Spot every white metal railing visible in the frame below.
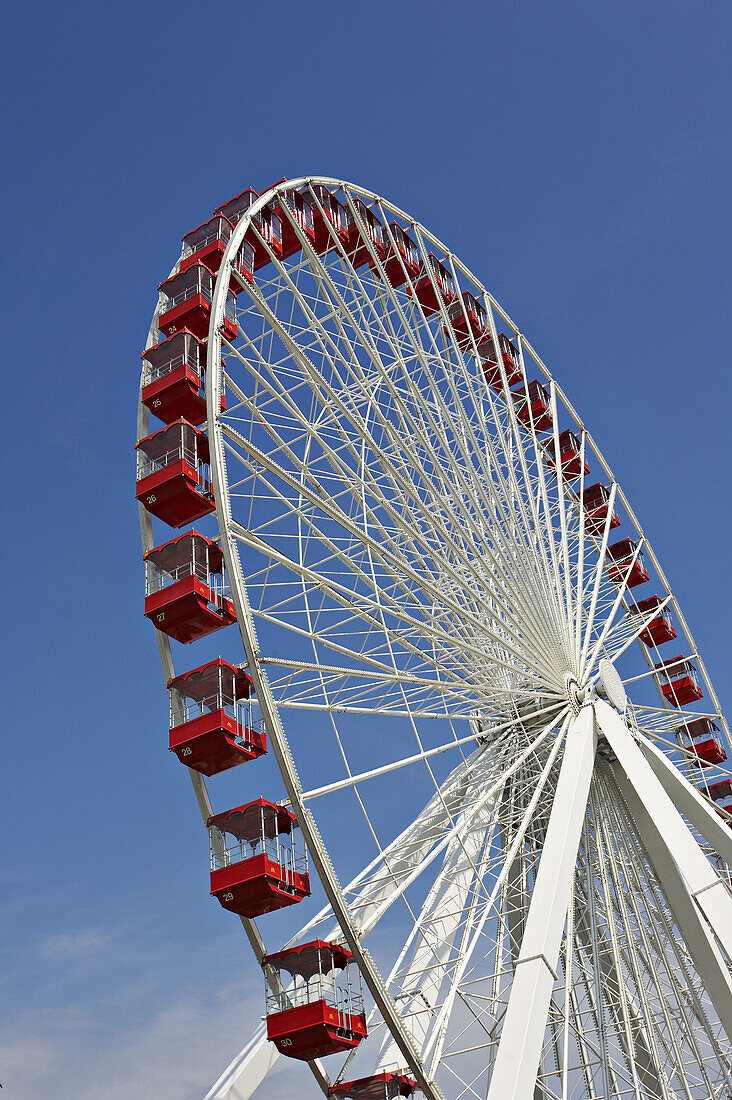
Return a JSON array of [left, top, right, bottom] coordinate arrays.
[[137, 442, 199, 479], [252, 210, 283, 247], [171, 689, 236, 725], [145, 556, 223, 596], [629, 604, 670, 623], [161, 276, 236, 321], [265, 972, 363, 1019], [162, 280, 213, 311], [137, 450, 211, 498], [181, 220, 232, 258], [170, 690, 261, 728], [609, 548, 646, 571], [659, 663, 699, 685], [423, 256, 454, 297], [210, 829, 307, 877], [145, 351, 202, 385]]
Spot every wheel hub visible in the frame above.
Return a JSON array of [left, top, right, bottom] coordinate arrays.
[[563, 672, 586, 717]]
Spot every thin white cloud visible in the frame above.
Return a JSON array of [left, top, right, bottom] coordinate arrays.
[[38, 926, 122, 959], [0, 988, 306, 1100]]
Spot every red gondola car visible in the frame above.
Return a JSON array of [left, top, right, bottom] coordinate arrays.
[[657, 656, 704, 708], [309, 185, 351, 254], [270, 188, 316, 259], [375, 221, 420, 288], [629, 595, 676, 648], [213, 188, 284, 270], [141, 330, 226, 426], [214, 188, 259, 225], [545, 430, 589, 481], [144, 530, 237, 643], [208, 799, 310, 917], [263, 940, 367, 1060], [412, 253, 456, 315], [513, 379, 552, 431], [179, 214, 255, 292], [344, 198, 387, 269], [446, 291, 489, 345], [157, 263, 237, 342], [168, 658, 265, 775], [677, 718, 726, 764], [331, 1073, 419, 1100], [706, 778, 732, 819], [582, 482, 619, 535], [136, 419, 214, 527], [481, 333, 523, 390], [606, 538, 649, 589]]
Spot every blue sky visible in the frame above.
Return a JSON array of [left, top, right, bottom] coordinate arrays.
[[2, 2, 731, 1097]]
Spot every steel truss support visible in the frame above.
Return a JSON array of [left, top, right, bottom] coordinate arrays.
[[204, 1026, 278, 1100], [595, 699, 732, 1038], [637, 731, 732, 864], [486, 706, 597, 1100]]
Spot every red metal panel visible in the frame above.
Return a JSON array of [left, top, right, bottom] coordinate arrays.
[[344, 201, 387, 269], [142, 364, 207, 426], [446, 293, 489, 345], [144, 577, 236, 644], [661, 677, 704, 707], [169, 709, 266, 774], [332, 1072, 418, 1100], [210, 854, 310, 917], [136, 460, 215, 527], [412, 254, 456, 315], [374, 223, 420, 288], [266, 1000, 367, 1060], [638, 614, 676, 648]]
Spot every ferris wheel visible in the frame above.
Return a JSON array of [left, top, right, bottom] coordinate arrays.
[[137, 177, 732, 1100]]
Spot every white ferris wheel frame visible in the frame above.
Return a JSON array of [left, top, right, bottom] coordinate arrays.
[[138, 177, 732, 1100]]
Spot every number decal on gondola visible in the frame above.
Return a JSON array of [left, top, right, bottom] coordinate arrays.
[[180, 746, 192, 757], [280, 1038, 292, 1048], [222, 892, 234, 902]]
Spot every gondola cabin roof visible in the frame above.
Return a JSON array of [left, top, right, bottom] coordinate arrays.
[[144, 529, 223, 573], [136, 418, 210, 463], [213, 188, 259, 224], [141, 329, 203, 368], [208, 798, 297, 841], [264, 939, 353, 978], [331, 1073, 418, 1100], [168, 657, 252, 699], [157, 261, 216, 296], [708, 779, 732, 801], [181, 213, 234, 247]]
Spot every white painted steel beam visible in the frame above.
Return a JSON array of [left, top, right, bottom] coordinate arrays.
[[203, 1026, 279, 1100], [610, 764, 732, 1039], [637, 731, 732, 864], [595, 700, 732, 967], [486, 706, 597, 1100]]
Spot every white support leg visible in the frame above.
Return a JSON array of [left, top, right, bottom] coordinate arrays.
[[486, 706, 597, 1100], [203, 1026, 280, 1100], [637, 732, 732, 864], [610, 764, 732, 1039], [595, 700, 732, 965]]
